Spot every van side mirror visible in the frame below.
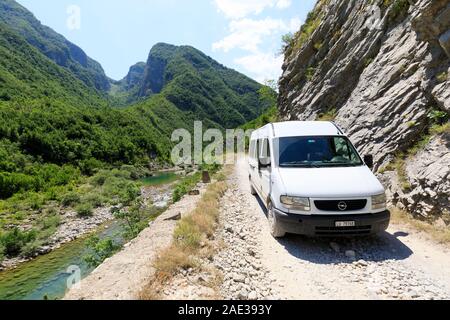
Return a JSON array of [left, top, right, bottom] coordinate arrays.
[[364, 155, 374, 169], [259, 157, 271, 170]]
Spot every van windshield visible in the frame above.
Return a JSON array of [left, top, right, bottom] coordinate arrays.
[[278, 136, 363, 168]]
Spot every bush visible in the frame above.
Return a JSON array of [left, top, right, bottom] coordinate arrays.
[[40, 215, 61, 230], [428, 109, 449, 125], [78, 158, 104, 175], [21, 240, 42, 258], [0, 242, 5, 262], [75, 203, 94, 217], [61, 192, 81, 207], [436, 72, 447, 83], [318, 108, 337, 121], [153, 245, 195, 277], [0, 228, 37, 257], [83, 236, 121, 267], [112, 201, 150, 240], [386, 0, 410, 22], [83, 193, 106, 208], [172, 172, 202, 203], [174, 217, 202, 249], [90, 170, 110, 186]]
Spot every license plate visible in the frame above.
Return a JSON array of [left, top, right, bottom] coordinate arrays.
[[335, 221, 355, 227]]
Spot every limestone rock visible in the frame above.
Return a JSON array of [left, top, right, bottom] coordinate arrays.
[[278, 0, 449, 218]]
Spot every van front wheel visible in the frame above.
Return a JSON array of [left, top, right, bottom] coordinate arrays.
[[268, 202, 286, 238]]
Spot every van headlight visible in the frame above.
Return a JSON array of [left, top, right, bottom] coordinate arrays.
[[372, 193, 386, 210], [280, 196, 310, 211]]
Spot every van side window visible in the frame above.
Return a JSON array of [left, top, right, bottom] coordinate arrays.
[[258, 138, 270, 158], [265, 139, 271, 158], [259, 138, 271, 166], [249, 140, 255, 160]]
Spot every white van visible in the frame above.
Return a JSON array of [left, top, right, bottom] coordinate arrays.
[[248, 121, 390, 238]]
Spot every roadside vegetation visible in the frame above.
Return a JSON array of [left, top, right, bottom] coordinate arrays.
[[80, 164, 222, 268], [172, 164, 221, 203], [379, 110, 449, 192], [391, 208, 450, 245], [140, 168, 229, 299]]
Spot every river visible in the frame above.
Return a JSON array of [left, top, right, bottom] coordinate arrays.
[[0, 172, 178, 300]]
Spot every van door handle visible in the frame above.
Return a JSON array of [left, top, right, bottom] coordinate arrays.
[[250, 164, 256, 169]]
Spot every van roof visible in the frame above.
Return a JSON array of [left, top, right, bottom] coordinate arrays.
[[262, 121, 343, 138]]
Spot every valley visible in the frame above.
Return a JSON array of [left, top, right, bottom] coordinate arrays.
[[0, 0, 449, 301], [0, 0, 269, 273]]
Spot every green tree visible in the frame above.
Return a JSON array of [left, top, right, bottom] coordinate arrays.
[[83, 236, 121, 267]]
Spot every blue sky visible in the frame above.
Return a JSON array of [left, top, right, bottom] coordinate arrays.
[[17, 0, 316, 82]]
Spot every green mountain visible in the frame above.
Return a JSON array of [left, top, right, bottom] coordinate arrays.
[[0, 23, 104, 106], [112, 43, 267, 128], [0, 0, 110, 92], [0, 1, 269, 203]]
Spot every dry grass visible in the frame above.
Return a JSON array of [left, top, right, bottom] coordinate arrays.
[[391, 208, 450, 245], [139, 170, 229, 300]]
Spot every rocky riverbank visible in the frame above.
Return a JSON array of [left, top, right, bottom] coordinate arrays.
[[0, 207, 114, 271], [0, 183, 174, 272]]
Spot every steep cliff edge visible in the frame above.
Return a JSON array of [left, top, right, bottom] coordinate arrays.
[[279, 0, 449, 220]]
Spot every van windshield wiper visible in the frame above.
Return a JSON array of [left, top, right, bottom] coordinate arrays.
[[320, 162, 363, 167], [280, 162, 322, 168]]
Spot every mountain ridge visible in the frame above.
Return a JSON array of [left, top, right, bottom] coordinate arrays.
[[111, 42, 269, 128], [0, 0, 270, 205], [0, 0, 110, 92]]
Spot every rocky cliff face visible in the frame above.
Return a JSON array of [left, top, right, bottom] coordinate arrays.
[[279, 0, 449, 220], [120, 62, 146, 90]]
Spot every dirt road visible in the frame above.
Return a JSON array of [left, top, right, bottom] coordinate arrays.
[[218, 156, 450, 300], [64, 183, 207, 300]]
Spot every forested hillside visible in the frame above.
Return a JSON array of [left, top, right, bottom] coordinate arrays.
[[0, 0, 268, 263], [0, 0, 110, 92], [111, 43, 267, 128]]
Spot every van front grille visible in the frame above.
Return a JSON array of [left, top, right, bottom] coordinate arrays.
[[315, 225, 372, 236], [314, 200, 367, 211]]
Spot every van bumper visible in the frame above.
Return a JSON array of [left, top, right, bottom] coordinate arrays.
[[273, 208, 390, 236]]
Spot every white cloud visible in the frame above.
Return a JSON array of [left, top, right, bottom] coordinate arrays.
[[213, 17, 301, 53], [214, 0, 292, 19], [234, 52, 284, 83], [288, 16, 302, 32], [276, 0, 292, 9], [212, 0, 299, 81]]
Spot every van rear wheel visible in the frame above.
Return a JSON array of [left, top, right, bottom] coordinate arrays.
[[268, 202, 286, 238]]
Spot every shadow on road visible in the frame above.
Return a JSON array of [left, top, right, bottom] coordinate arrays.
[[254, 195, 413, 265]]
